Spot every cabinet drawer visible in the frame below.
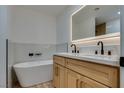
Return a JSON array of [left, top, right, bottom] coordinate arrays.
[[66, 58, 119, 87], [53, 56, 65, 66]]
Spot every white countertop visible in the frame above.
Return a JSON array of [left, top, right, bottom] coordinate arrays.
[[54, 53, 120, 67]]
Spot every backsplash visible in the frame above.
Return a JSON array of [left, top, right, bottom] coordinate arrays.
[[56, 43, 68, 53], [68, 44, 120, 57], [78, 45, 120, 56], [13, 43, 56, 63], [9, 41, 67, 63]]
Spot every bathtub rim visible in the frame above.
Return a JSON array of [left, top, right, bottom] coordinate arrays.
[[13, 60, 53, 68]]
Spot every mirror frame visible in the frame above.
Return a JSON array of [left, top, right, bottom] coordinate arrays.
[[71, 5, 120, 43]]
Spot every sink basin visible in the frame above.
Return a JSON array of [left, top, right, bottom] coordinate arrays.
[[79, 54, 119, 61]]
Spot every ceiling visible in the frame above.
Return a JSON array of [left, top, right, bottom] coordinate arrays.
[[14, 5, 69, 16]]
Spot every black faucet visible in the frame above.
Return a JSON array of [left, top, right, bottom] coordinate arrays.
[[71, 44, 77, 53], [97, 41, 104, 55]]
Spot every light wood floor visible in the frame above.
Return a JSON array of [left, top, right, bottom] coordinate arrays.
[[14, 81, 54, 88], [29, 81, 53, 88]]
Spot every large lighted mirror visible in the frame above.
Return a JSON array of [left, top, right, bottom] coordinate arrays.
[[72, 5, 120, 41]]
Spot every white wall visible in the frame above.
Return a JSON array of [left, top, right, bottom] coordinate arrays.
[[0, 6, 8, 88], [9, 6, 56, 44], [56, 5, 83, 44]]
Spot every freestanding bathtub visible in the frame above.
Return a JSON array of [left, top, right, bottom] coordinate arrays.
[[13, 60, 53, 87]]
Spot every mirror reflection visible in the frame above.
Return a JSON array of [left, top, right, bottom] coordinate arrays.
[[72, 5, 120, 41]]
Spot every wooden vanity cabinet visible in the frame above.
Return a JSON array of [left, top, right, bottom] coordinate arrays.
[[65, 69, 80, 88], [53, 55, 119, 88], [53, 56, 65, 66], [53, 63, 59, 87], [53, 63, 66, 88], [78, 76, 108, 88], [66, 58, 119, 88], [65, 69, 108, 88], [53, 56, 66, 88]]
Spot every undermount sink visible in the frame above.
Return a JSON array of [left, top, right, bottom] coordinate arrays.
[[79, 54, 119, 61]]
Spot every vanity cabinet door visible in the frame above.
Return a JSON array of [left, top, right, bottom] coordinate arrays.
[[79, 76, 108, 88], [65, 69, 108, 88], [53, 64, 59, 88], [65, 69, 81, 88], [57, 65, 66, 88], [53, 63, 65, 88]]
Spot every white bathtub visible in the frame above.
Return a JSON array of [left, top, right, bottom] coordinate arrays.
[[13, 60, 53, 87]]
